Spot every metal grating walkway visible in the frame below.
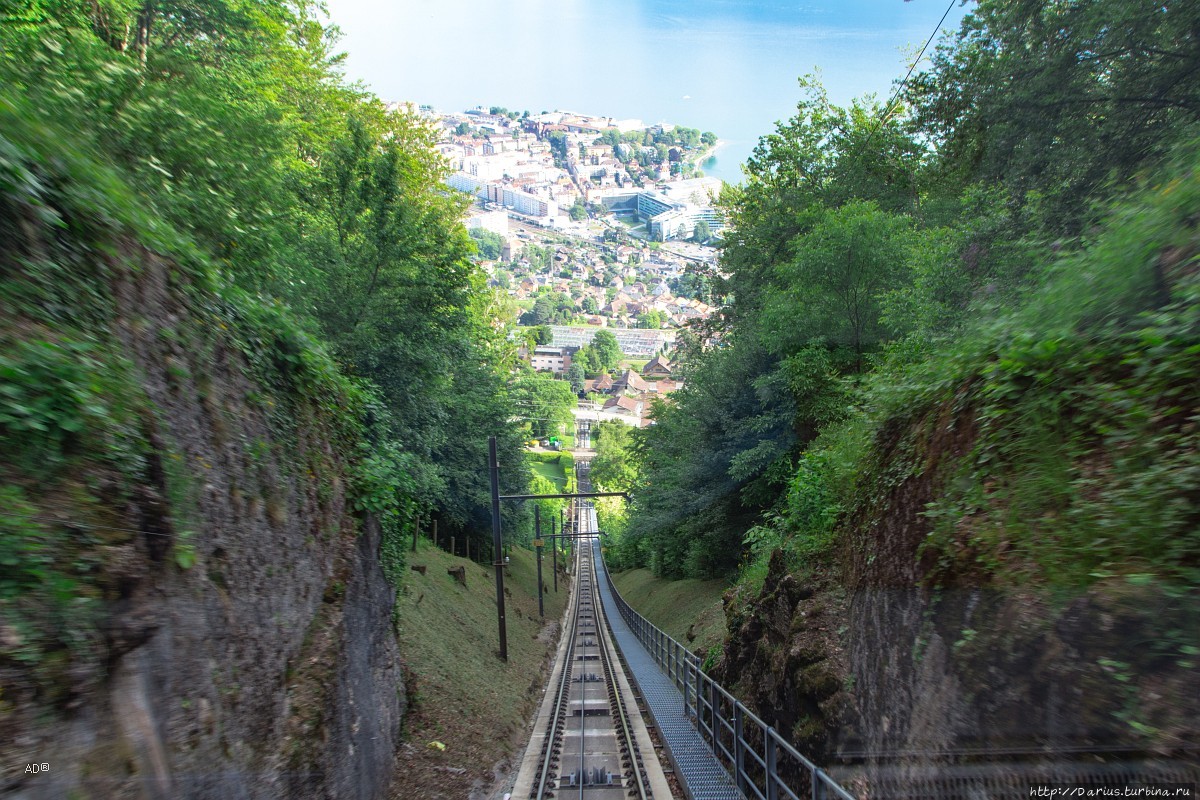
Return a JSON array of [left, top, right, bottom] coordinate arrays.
[[592, 541, 743, 800]]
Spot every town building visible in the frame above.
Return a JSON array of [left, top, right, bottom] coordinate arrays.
[[643, 353, 673, 378], [530, 346, 576, 374], [465, 209, 509, 237], [612, 369, 650, 395], [602, 395, 643, 418]]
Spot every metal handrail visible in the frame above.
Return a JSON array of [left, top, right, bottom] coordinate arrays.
[[597, 554, 857, 800]]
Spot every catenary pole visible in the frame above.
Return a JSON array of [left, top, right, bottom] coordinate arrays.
[[535, 505, 544, 618], [488, 437, 507, 661]]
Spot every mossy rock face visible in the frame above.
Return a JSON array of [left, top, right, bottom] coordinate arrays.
[[791, 715, 827, 753], [789, 643, 828, 667], [710, 561, 852, 763], [844, 581, 1199, 774], [0, 122, 403, 798], [798, 664, 841, 700]]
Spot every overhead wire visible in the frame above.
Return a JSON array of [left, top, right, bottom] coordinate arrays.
[[855, 0, 958, 160]]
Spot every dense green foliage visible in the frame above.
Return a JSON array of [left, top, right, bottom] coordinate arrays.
[[575, 329, 623, 374], [909, 0, 1200, 235], [594, 124, 717, 184], [636, 310, 667, 329], [471, 228, 505, 260], [6, 0, 1199, 709], [520, 289, 575, 325], [0, 0, 535, 691], [566, 362, 587, 394], [912, 167, 1200, 588], [588, 420, 638, 558], [613, 0, 1200, 591], [0, 92, 375, 694], [525, 451, 577, 544], [511, 369, 576, 440]]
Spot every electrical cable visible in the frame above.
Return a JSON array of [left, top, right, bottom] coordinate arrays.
[[855, 0, 957, 160]]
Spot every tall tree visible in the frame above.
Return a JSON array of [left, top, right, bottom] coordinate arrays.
[[511, 370, 576, 440], [622, 78, 931, 578], [0, 0, 531, 556], [908, 0, 1200, 235], [589, 329, 623, 372], [566, 362, 586, 394], [760, 201, 911, 365]]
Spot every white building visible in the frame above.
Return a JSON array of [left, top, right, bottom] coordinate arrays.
[[633, 177, 726, 242], [503, 187, 559, 218], [466, 210, 509, 237], [463, 153, 522, 181], [447, 172, 484, 195], [661, 176, 723, 206], [530, 346, 574, 374]]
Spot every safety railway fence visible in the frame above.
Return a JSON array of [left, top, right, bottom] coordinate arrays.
[[598, 555, 856, 800]]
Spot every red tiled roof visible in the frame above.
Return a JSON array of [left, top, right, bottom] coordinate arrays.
[[645, 354, 672, 374], [603, 395, 642, 414], [617, 370, 649, 393]]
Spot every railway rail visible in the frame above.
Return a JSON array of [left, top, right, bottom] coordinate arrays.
[[512, 501, 670, 799]]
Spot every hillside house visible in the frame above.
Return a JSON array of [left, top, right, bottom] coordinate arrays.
[[612, 369, 649, 395], [643, 353, 673, 378], [603, 395, 643, 418], [530, 346, 575, 375]]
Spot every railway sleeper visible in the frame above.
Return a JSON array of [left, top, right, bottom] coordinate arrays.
[[566, 767, 615, 787], [572, 706, 610, 717]]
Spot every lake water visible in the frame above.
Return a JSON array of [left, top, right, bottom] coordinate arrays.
[[327, 0, 967, 184]]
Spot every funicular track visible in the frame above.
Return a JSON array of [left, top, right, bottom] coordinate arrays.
[[518, 505, 659, 799]]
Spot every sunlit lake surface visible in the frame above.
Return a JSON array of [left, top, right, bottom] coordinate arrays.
[[328, 0, 967, 184]]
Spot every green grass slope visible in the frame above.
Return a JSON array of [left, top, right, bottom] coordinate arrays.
[[390, 540, 569, 798], [530, 459, 567, 487], [609, 567, 727, 659]]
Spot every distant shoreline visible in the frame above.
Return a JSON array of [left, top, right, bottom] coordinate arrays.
[[690, 138, 731, 178], [703, 139, 749, 184], [691, 138, 726, 163]]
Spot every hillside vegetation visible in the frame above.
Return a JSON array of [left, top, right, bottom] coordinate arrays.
[[1, 95, 407, 796], [1, 0, 534, 583], [4, 0, 1199, 792], [594, 0, 1200, 767], [391, 542, 569, 799], [609, 568, 726, 660], [0, 1, 548, 795]]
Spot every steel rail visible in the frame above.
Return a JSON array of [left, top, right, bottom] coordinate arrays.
[[531, 520, 653, 800], [525, 470, 656, 799], [578, 552, 590, 800], [588, 522, 650, 800], [533, 542, 583, 799]]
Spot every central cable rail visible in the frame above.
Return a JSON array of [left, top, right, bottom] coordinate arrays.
[[591, 507, 650, 800], [526, 524, 654, 800]]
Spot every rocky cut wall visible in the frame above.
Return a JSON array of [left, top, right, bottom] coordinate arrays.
[[833, 388, 1200, 791], [715, 380, 1199, 795], [0, 133, 404, 799]]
